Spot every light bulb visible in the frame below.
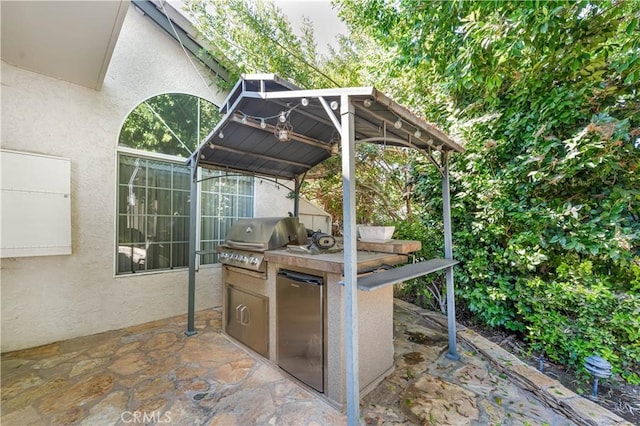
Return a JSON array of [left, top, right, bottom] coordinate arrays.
[[414, 129, 422, 138], [279, 111, 287, 123], [394, 119, 402, 129], [208, 142, 215, 149], [260, 119, 267, 129], [330, 101, 339, 110], [241, 115, 247, 124], [363, 99, 372, 108], [219, 131, 224, 139], [301, 98, 309, 106]]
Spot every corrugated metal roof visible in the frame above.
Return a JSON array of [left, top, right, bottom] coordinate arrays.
[[191, 74, 463, 179]]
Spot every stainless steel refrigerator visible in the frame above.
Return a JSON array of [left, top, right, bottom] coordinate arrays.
[[276, 269, 324, 392]]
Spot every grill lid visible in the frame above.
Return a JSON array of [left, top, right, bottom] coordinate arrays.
[[225, 217, 307, 251]]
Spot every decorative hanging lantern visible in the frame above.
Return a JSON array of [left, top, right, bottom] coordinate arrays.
[[274, 111, 293, 142]]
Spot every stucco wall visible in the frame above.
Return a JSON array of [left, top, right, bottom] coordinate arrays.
[[0, 5, 231, 352]]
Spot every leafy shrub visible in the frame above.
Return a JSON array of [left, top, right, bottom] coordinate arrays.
[[516, 261, 640, 384]]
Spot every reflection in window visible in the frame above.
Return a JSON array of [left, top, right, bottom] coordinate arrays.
[[119, 93, 220, 157], [200, 170, 254, 265], [116, 93, 254, 275], [117, 155, 191, 273]]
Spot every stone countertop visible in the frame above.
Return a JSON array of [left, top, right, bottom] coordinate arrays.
[[264, 249, 407, 274]]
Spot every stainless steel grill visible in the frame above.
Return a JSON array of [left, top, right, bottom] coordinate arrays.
[[219, 217, 307, 271]]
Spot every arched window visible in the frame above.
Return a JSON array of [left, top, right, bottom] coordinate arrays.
[[116, 93, 254, 275]]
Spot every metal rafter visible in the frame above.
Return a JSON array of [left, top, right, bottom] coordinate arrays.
[[230, 113, 332, 151], [206, 142, 314, 169]]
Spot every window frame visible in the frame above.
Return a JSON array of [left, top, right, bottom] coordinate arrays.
[[114, 147, 255, 276], [115, 92, 257, 276]]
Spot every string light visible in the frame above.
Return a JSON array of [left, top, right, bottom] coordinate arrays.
[[232, 99, 309, 140], [330, 101, 339, 110], [236, 99, 306, 130], [275, 109, 294, 141], [219, 131, 224, 139], [363, 99, 372, 108], [414, 129, 422, 138], [394, 119, 402, 129]]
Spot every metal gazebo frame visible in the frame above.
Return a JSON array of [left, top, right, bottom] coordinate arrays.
[[186, 74, 464, 424]]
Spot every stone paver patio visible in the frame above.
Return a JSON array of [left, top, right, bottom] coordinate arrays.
[[1, 300, 631, 425], [1, 310, 344, 425]]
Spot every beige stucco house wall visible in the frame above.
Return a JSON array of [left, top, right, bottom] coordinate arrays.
[[254, 180, 332, 234], [0, 4, 252, 352]]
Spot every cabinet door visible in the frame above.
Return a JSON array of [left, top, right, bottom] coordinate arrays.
[[242, 290, 269, 357], [226, 286, 244, 342], [225, 284, 269, 358]]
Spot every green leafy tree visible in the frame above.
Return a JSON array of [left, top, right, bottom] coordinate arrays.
[[184, 0, 639, 384], [183, 0, 416, 227], [339, 0, 640, 383], [120, 93, 220, 156]]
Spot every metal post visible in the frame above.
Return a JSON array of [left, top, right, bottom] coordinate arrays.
[[592, 378, 600, 398], [185, 159, 198, 336], [341, 94, 359, 425], [442, 151, 459, 360], [293, 176, 300, 217]]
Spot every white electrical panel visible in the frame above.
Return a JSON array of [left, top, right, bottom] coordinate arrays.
[[1, 149, 72, 257]]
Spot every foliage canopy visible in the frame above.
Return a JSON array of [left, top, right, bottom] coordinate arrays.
[[186, 0, 640, 385], [339, 0, 640, 383]]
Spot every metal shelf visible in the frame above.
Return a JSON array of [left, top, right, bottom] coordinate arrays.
[[352, 258, 459, 292]]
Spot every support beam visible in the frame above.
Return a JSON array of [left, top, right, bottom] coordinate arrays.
[[318, 96, 342, 135], [442, 151, 459, 360], [293, 175, 301, 217], [207, 142, 312, 169], [341, 94, 360, 425], [185, 159, 198, 336]]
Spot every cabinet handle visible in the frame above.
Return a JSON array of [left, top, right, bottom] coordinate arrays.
[[235, 304, 243, 322], [240, 305, 250, 325]]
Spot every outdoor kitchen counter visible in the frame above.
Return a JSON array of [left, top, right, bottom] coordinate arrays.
[[264, 248, 407, 409], [264, 249, 407, 274]]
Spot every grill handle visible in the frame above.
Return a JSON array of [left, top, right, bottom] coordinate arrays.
[[226, 240, 266, 250]]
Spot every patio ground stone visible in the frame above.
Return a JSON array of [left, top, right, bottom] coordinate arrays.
[[1, 300, 632, 425]]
